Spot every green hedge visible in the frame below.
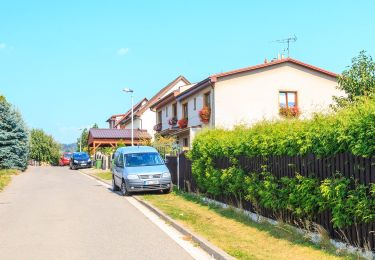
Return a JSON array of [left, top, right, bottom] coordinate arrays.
[[188, 98, 375, 228]]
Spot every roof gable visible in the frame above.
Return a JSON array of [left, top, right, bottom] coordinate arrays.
[[177, 58, 337, 101]]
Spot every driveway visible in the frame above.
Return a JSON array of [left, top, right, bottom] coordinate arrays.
[[0, 166, 193, 260]]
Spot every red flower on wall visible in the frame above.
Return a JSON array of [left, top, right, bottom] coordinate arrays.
[[199, 106, 211, 124], [177, 118, 188, 129], [279, 107, 300, 118]]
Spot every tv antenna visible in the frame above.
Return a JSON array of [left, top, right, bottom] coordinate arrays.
[[274, 35, 297, 57]]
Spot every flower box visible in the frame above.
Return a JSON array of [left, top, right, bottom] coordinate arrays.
[[279, 107, 300, 118], [199, 106, 211, 124], [168, 117, 178, 126], [178, 118, 188, 129], [153, 123, 162, 132]]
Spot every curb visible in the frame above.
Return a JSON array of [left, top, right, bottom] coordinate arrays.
[[78, 169, 111, 185], [133, 196, 235, 260]]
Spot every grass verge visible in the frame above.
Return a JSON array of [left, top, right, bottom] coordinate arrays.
[[141, 191, 362, 260], [95, 171, 112, 181], [0, 169, 19, 191]]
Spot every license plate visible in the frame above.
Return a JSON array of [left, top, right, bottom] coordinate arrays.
[[144, 180, 159, 185], [81, 163, 87, 166]]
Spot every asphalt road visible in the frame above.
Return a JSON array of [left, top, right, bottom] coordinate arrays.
[[0, 166, 193, 260]]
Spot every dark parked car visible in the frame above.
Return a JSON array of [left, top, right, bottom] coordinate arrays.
[[70, 152, 92, 170]]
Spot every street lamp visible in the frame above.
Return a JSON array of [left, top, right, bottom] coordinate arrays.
[[123, 88, 134, 146], [78, 128, 83, 152]]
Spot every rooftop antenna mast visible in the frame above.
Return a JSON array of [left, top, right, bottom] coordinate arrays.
[[274, 35, 297, 57]]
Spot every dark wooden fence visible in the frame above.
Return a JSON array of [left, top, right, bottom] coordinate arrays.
[[166, 152, 375, 251]]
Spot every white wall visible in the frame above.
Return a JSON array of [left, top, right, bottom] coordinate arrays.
[[140, 109, 156, 139], [177, 89, 211, 128], [214, 62, 343, 128], [123, 118, 141, 129]]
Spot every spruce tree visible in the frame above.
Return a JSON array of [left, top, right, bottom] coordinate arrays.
[[0, 96, 29, 170]]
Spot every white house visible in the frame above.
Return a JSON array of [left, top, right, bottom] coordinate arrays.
[[151, 58, 343, 149], [106, 75, 191, 140]]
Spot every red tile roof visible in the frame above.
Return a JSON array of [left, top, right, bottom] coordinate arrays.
[[210, 58, 337, 81], [113, 75, 191, 127], [177, 58, 338, 101], [114, 98, 148, 127], [89, 128, 151, 139]]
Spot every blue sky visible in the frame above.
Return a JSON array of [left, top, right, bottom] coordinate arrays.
[[1, 1, 374, 144]]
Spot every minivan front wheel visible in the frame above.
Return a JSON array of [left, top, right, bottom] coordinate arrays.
[[120, 181, 130, 196]]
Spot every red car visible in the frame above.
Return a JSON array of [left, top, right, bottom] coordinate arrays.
[[59, 152, 73, 166]]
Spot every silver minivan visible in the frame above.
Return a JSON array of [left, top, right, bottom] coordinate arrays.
[[112, 146, 172, 196]]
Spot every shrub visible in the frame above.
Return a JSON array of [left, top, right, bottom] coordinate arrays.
[[188, 98, 375, 228]]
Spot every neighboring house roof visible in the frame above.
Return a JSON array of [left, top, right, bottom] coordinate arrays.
[[88, 128, 151, 140], [135, 75, 191, 116], [114, 97, 148, 127], [150, 91, 179, 111], [176, 58, 338, 101], [150, 83, 196, 110], [106, 113, 126, 122]]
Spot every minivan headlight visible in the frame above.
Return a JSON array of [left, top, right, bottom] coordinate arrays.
[[74, 160, 78, 163], [127, 175, 139, 180], [87, 159, 91, 162], [162, 172, 171, 178]]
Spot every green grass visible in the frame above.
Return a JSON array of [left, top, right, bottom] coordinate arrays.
[[95, 171, 112, 181], [0, 169, 19, 191], [141, 190, 363, 260]]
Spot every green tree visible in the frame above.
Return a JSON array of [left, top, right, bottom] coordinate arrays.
[[76, 123, 98, 152], [29, 129, 60, 165], [0, 96, 29, 170], [335, 50, 375, 106], [77, 128, 89, 152]]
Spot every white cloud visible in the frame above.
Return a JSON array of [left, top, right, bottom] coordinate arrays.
[[0, 43, 6, 49], [117, 47, 129, 56]]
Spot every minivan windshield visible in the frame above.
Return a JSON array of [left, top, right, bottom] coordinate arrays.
[[124, 152, 164, 167], [73, 153, 90, 160]]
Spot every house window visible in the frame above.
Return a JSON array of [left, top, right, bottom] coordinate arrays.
[[172, 103, 177, 117], [158, 110, 162, 124], [183, 137, 189, 147], [204, 92, 211, 108], [279, 91, 297, 108], [182, 103, 188, 119], [193, 98, 197, 110], [165, 106, 168, 117]]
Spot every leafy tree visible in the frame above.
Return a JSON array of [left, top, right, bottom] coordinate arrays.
[[335, 50, 375, 106], [0, 96, 29, 170], [29, 129, 60, 165], [152, 134, 177, 157], [77, 128, 89, 152], [76, 123, 98, 152]]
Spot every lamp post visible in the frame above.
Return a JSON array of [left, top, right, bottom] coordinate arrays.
[[78, 128, 83, 152], [123, 88, 134, 146]]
